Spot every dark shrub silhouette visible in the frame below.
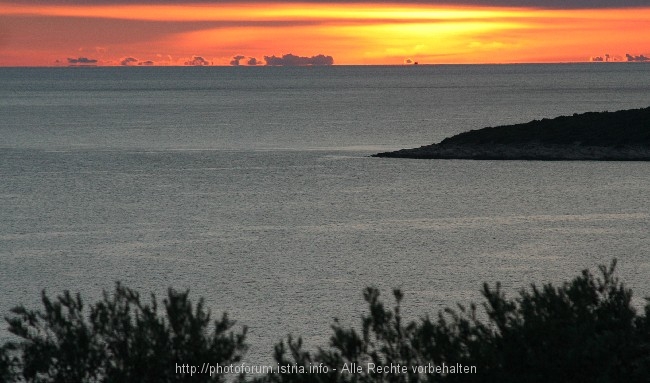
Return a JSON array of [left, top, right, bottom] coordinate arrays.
[[2, 261, 649, 382], [1, 283, 247, 382], [257, 260, 650, 383]]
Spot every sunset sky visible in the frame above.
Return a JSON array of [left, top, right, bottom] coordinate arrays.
[[0, 0, 649, 66]]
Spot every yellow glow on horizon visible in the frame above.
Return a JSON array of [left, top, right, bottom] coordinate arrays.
[[1, 2, 649, 65], [1, 2, 646, 24], [0, 3, 527, 22]]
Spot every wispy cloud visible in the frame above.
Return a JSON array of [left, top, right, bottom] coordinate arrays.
[[3, 0, 649, 9], [120, 56, 138, 65], [1, 1, 650, 65]]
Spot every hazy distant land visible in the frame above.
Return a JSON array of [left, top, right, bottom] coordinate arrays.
[[374, 107, 650, 160]]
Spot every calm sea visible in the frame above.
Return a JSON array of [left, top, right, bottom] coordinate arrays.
[[1, 64, 649, 364]]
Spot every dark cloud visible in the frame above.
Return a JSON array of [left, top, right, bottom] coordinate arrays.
[[230, 55, 262, 66], [139, 60, 155, 66], [7, 0, 650, 9], [184, 56, 210, 66], [230, 55, 245, 66], [591, 53, 611, 62], [67, 57, 97, 65], [626, 54, 650, 62], [120, 57, 138, 66], [264, 53, 333, 66]]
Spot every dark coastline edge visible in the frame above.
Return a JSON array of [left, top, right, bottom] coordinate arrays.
[[373, 107, 650, 161], [373, 144, 650, 161]]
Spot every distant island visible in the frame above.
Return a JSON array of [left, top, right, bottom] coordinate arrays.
[[374, 107, 650, 161]]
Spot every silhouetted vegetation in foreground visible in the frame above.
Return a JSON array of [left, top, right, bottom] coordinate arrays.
[[2, 260, 650, 382], [1, 284, 247, 382]]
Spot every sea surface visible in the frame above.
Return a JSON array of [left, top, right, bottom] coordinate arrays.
[[1, 64, 649, 364]]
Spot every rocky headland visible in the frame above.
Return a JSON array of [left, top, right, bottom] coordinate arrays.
[[374, 107, 650, 160]]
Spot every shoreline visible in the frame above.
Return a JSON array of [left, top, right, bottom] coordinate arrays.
[[374, 143, 650, 161], [374, 107, 650, 161]]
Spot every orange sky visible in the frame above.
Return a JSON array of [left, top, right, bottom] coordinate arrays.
[[0, 2, 649, 66]]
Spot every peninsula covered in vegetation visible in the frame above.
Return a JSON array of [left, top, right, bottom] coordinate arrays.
[[374, 107, 650, 160]]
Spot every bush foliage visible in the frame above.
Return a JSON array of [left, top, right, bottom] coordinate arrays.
[[258, 260, 650, 383], [0, 284, 247, 382], [2, 260, 649, 382]]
